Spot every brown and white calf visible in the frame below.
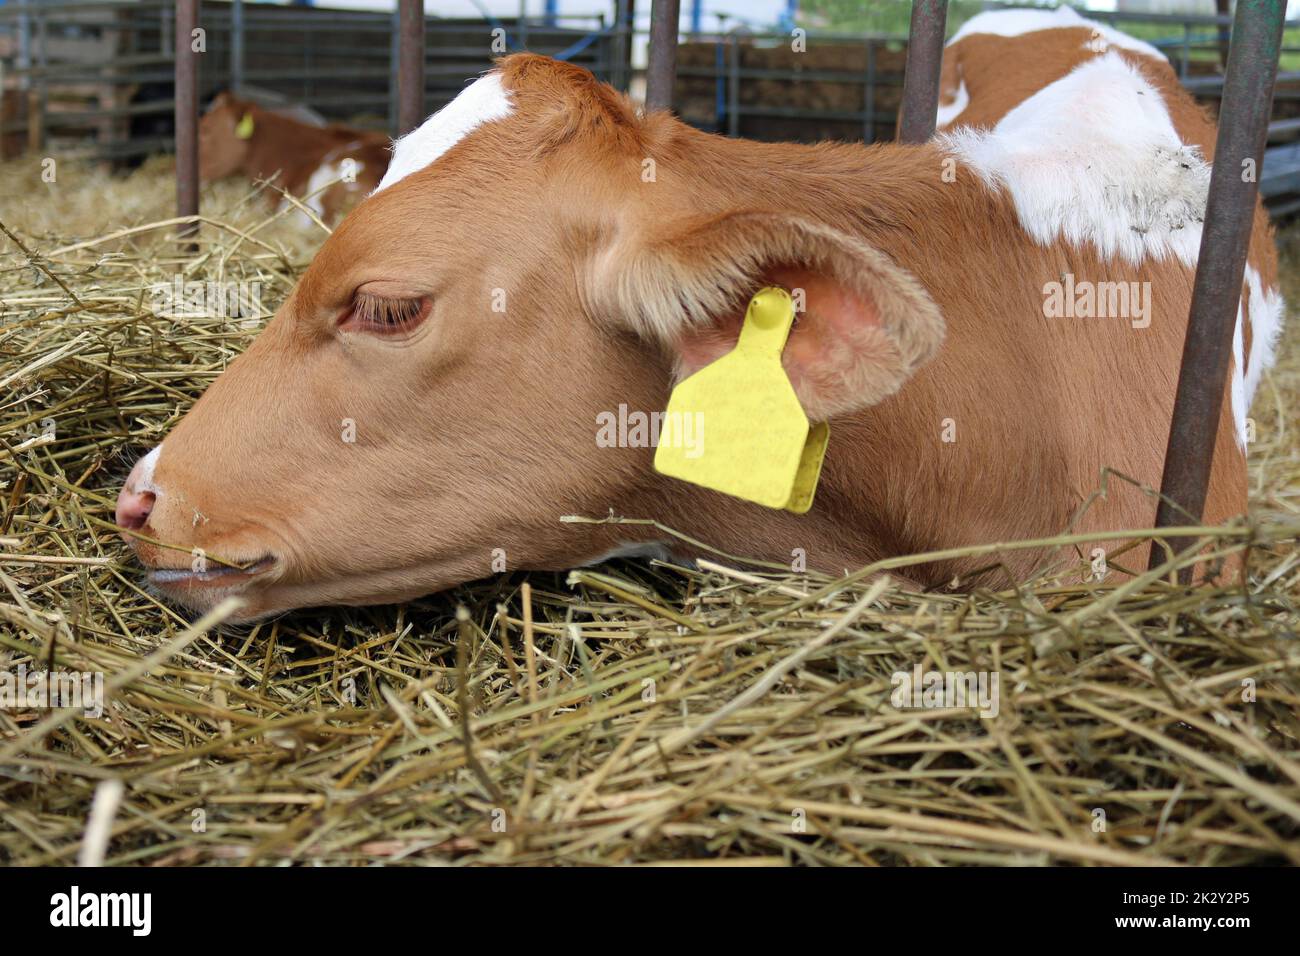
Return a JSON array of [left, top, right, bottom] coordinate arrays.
[[199, 92, 390, 226], [118, 13, 1284, 620], [935, 7, 1282, 501]]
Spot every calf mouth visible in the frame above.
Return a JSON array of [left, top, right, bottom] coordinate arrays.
[[147, 555, 276, 590]]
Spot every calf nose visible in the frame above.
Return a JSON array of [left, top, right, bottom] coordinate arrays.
[[116, 486, 155, 531], [117, 447, 162, 533]]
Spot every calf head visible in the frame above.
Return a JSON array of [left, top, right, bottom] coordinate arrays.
[[119, 55, 943, 620], [198, 92, 254, 182]]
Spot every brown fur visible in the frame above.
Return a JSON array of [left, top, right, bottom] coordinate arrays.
[[119, 45, 1274, 619]]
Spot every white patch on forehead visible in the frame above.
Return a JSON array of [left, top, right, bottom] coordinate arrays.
[[939, 52, 1209, 266], [950, 7, 1163, 60], [374, 73, 513, 192]]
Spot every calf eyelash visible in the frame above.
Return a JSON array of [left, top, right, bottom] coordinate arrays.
[[341, 292, 430, 335]]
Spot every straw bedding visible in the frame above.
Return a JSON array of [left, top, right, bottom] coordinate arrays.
[[0, 157, 1297, 866]]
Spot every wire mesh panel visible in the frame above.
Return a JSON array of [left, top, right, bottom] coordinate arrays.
[[0, 0, 617, 164]]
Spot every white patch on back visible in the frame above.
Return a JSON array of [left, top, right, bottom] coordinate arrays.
[[950, 7, 1164, 60], [939, 52, 1210, 266], [936, 79, 970, 128], [938, 44, 1287, 446], [304, 160, 342, 216], [1244, 266, 1285, 406], [284, 156, 369, 228], [1231, 310, 1246, 447], [374, 73, 513, 192], [1232, 266, 1287, 445]]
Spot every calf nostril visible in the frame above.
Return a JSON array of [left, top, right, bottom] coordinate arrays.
[[116, 489, 156, 531]]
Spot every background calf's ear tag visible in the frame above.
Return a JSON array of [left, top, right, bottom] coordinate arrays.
[[654, 287, 830, 512], [235, 113, 255, 139]]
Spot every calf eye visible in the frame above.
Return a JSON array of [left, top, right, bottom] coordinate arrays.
[[340, 293, 431, 335]]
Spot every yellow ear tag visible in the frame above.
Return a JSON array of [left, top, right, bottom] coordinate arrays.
[[235, 113, 255, 139], [654, 287, 830, 513]]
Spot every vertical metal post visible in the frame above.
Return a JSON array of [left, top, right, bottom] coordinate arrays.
[[594, 11, 608, 81], [863, 37, 876, 144], [303, 22, 312, 102], [727, 31, 740, 138], [714, 41, 725, 132], [1216, 0, 1232, 69], [397, 0, 425, 136], [16, 6, 31, 91], [609, 2, 622, 91], [100, 9, 124, 164], [615, 0, 635, 94], [231, 0, 245, 93], [31, 10, 48, 153], [1151, 0, 1287, 571], [898, 0, 948, 144], [388, 6, 400, 135], [780, 0, 798, 32], [176, 0, 200, 242], [646, 0, 681, 112]]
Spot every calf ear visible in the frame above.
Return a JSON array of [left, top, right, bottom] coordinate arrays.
[[589, 211, 944, 420]]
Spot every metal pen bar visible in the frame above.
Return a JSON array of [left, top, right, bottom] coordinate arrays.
[[728, 31, 739, 138], [899, 0, 951, 143], [1151, 0, 1287, 574], [31, 9, 47, 151], [388, 5, 399, 135], [646, 0, 681, 113], [397, 0, 425, 136], [864, 38, 876, 144], [898, 0, 947, 144], [230, 0, 244, 92], [175, 0, 199, 242]]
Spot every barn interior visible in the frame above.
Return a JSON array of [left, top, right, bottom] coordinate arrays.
[[1, 0, 1298, 868]]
